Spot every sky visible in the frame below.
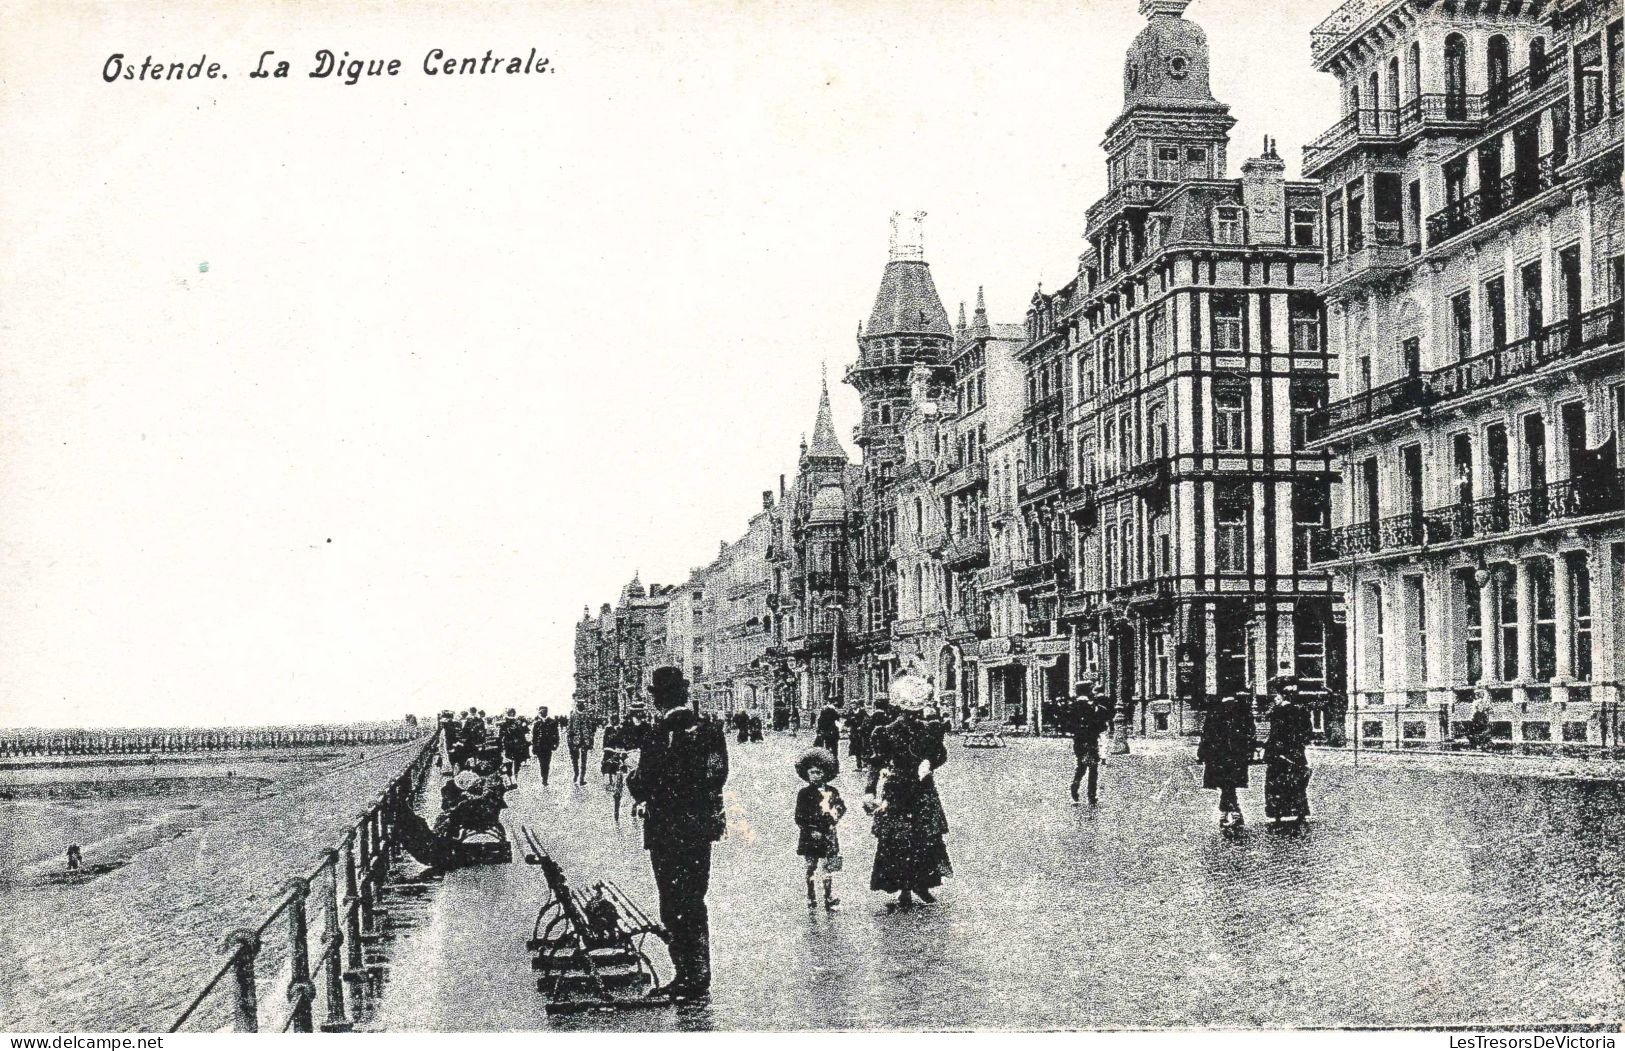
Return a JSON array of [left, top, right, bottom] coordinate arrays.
[[0, 0, 1339, 728]]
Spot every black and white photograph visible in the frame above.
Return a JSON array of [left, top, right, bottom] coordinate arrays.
[[1, 0, 1622, 1037]]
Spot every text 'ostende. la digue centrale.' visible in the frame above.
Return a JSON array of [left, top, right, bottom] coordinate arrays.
[[102, 49, 555, 85]]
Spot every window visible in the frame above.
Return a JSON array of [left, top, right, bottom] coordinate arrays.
[[1292, 484, 1328, 570], [1568, 552, 1593, 681], [1577, 33, 1605, 129], [1185, 147, 1208, 178], [1292, 209, 1318, 247], [1364, 582, 1386, 685], [1211, 294, 1243, 351], [1289, 295, 1320, 353], [1531, 558, 1556, 682], [1156, 145, 1180, 181], [1405, 574, 1428, 684], [1485, 277, 1507, 351], [1215, 206, 1244, 244], [1290, 378, 1326, 449], [1460, 568, 1484, 684], [1496, 565, 1518, 682], [1215, 484, 1248, 573], [1213, 387, 1246, 451], [1347, 181, 1366, 252], [1450, 292, 1473, 361], [1327, 197, 1345, 258], [1521, 261, 1544, 337]]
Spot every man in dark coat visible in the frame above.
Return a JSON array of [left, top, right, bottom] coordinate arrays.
[[1068, 682, 1113, 806], [813, 698, 843, 773], [1197, 695, 1256, 828], [530, 707, 560, 786], [1263, 676, 1313, 823], [626, 667, 728, 1001]]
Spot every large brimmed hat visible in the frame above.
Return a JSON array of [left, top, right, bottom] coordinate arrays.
[[889, 673, 933, 712]]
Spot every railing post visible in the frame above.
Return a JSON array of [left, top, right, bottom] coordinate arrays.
[[342, 834, 365, 977], [355, 815, 376, 933], [284, 878, 315, 1033], [221, 929, 261, 1032], [319, 850, 351, 1031]]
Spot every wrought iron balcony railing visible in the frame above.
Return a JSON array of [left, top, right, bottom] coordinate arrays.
[[1309, 470, 1625, 562], [1309, 301, 1622, 443], [942, 533, 990, 569], [1427, 152, 1563, 246]]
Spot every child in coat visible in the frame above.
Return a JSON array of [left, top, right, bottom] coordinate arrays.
[[794, 747, 847, 911]]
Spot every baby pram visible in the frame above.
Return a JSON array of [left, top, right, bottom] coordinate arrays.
[[435, 769, 513, 864], [520, 825, 671, 1014]]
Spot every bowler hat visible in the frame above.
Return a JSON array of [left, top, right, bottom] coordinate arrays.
[[648, 666, 688, 698]]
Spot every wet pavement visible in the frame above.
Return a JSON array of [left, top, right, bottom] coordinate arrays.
[[372, 733, 1625, 1031]]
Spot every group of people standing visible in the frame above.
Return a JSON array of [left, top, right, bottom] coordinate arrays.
[[1196, 675, 1314, 828]]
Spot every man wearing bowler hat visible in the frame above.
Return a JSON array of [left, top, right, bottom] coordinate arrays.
[[627, 666, 728, 1001]]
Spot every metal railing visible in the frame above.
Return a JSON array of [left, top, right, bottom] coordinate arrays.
[[168, 730, 440, 1033], [1309, 301, 1623, 442], [1485, 46, 1567, 115], [0, 723, 423, 757], [1427, 152, 1563, 246], [1309, 470, 1625, 562]]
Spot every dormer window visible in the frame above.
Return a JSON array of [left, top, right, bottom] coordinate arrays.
[[1215, 206, 1244, 244]]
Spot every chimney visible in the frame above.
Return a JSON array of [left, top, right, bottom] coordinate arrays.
[[779, 473, 786, 498], [1241, 137, 1288, 245], [762, 489, 774, 511]]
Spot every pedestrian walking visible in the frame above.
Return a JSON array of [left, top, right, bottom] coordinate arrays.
[[500, 708, 529, 783], [531, 707, 560, 786], [863, 674, 951, 910], [748, 711, 764, 743], [1068, 682, 1112, 806], [794, 747, 846, 911], [626, 667, 729, 1002], [1263, 676, 1313, 824], [789, 706, 802, 735], [1196, 694, 1256, 829], [567, 712, 597, 786], [846, 706, 869, 771], [813, 698, 843, 773], [732, 710, 750, 745]]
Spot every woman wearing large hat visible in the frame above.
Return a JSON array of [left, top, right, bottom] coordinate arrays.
[[862, 673, 952, 910]]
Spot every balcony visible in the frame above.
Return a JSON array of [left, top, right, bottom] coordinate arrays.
[[1023, 391, 1060, 422], [1309, 470, 1625, 563], [947, 611, 992, 639], [1019, 469, 1067, 504], [1308, 301, 1623, 445], [935, 458, 987, 493], [1307, 375, 1426, 443], [1426, 153, 1563, 247], [1399, 92, 1486, 131], [1572, 111, 1624, 169], [1013, 557, 1066, 590], [942, 533, 990, 569], [1429, 301, 1621, 402], [921, 529, 947, 556], [894, 612, 946, 636], [1484, 45, 1566, 117], [1325, 221, 1411, 288], [1303, 107, 1398, 176], [1084, 178, 1172, 226]]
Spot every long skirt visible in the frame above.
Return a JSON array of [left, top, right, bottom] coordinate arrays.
[[1264, 755, 1311, 819], [869, 783, 951, 893]]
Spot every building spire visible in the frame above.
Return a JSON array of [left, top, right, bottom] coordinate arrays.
[[971, 285, 992, 337], [888, 210, 927, 262], [805, 371, 849, 463]]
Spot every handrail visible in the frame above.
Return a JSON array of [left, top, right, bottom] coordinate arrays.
[[168, 729, 440, 1033], [0, 722, 423, 757]]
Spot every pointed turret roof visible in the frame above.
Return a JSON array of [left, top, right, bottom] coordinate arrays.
[[805, 371, 848, 463], [971, 286, 992, 338], [867, 260, 953, 337]]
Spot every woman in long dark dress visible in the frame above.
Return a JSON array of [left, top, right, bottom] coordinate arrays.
[[1263, 680, 1313, 823], [1196, 695, 1255, 828], [863, 674, 950, 909]]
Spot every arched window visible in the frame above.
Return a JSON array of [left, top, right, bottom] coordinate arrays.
[[1407, 42, 1421, 102], [1386, 56, 1400, 112], [1529, 37, 1549, 88], [1366, 70, 1380, 114], [1488, 35, 1511, 107], [1444, 34, 1468, 119]]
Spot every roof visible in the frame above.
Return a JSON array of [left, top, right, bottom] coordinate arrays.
[[805, 379, 848, 462], [866, 260, 952, 338], [808, 484, 848, 526]]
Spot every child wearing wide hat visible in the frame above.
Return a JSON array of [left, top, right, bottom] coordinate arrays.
[[794, 747, 847, 911]]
